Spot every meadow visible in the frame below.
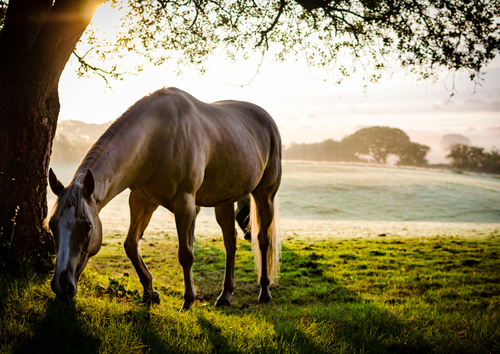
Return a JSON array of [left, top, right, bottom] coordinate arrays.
[[1, 162, 499, 353], [46, 161, 500, 237]]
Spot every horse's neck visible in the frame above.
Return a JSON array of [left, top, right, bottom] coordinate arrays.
[[93, 164, 130, 211], [79, 131, 145, 211]]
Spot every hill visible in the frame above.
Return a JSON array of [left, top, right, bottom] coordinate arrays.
[[57, 119, 112, 142], [52, 120, 112, 162]]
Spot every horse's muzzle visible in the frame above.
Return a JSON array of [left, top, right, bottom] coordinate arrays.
[[51, 270, 77, 300]]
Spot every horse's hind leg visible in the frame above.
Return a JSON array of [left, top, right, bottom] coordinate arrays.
[[236, 195, 251, 240], [124, 192, 159, 304], [172, 193, 197, 311], [214, 203, 237, 307], [252, 188, 278, 303]]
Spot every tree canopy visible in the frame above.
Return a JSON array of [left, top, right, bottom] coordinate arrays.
[[447, 144, 500, 174], [342, 126, 411, 164], [3, 0, 498, 85], [396, 141, 430, 166]]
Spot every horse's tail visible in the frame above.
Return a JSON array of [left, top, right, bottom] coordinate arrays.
[[250, 196, 281, 285]]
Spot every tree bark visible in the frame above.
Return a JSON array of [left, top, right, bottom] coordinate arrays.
[[0, 0, 99, 265]]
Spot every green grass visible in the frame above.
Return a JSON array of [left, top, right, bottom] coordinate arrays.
[[1, 232, 500, 353]]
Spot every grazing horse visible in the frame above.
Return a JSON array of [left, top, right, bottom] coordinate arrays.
[[47, 87, 281, 310]]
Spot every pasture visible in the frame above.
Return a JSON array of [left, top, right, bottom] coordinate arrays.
[[1, 162, 500, 353]]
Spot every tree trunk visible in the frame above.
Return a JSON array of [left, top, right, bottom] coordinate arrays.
[[0, 86, 59, 264], [0, 0, 98, 266]]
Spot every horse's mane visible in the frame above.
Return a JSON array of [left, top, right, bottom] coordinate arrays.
[[75, 88, 171, 176]]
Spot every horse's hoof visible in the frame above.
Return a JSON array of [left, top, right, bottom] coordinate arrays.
[[215, 298, 231, 307], [143, 290, 160, 305], [179, 303, 194, 313], [258, 295, 272, 304], [179, 307, 194, 314]]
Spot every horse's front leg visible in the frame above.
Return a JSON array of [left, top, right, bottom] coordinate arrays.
[[124, 192, 159, 304], [214, 204, 237, 307], [173, 193, 197, 311]]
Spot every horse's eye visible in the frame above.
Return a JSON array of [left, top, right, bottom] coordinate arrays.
[[86, 222, 92, 232]]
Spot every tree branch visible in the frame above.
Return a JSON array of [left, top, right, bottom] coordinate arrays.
[[256, 0, 287, 49], [72, 49, 127, 88]]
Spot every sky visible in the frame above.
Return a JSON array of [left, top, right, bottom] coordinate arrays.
[[58, 4, 500, 164]]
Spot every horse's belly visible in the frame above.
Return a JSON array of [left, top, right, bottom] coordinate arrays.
[[194, 180, 255, 207], [195, 163, 261, 207], [193, 141, 266, 206]]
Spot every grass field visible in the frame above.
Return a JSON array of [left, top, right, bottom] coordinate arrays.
[[1, 233, 499, 353], [1, 162, 499, 353]]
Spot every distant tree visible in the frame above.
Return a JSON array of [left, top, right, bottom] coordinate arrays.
[[483, 149, 500, 174], [396, 142, 431, 166], [342, 126, 411, 164], [0, 0, 499, 262], [447, 144, 500, 174], [447, 144, 485, 170], [439, 134, 471, 150]]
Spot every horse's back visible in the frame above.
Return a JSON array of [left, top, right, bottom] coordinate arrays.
[[156, 88, 280, 144], [130, 87, 282, 207]]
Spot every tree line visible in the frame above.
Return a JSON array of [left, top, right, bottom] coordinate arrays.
[[284, 126, 430, 166], [447, 144, 500, 175], [54, 125, 499, 175]]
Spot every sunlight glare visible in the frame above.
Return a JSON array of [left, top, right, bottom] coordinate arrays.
[[90, 3, 123, 41], [78, 0, 98, 21]]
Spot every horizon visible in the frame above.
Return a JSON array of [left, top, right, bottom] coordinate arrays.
[[55, 118, 499, 165]]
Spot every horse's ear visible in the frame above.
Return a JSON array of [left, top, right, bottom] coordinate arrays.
[[49, 168, 65, 196], [83, 169, 95, 198]]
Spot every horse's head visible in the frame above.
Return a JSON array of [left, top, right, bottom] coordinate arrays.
[[47, 168, 102, 300]]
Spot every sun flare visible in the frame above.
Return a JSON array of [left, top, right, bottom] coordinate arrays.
[[89, 3, 124, 42]]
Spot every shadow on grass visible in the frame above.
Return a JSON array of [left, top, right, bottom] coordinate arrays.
[[147, 242, 435, 353], [7, 237, 495, 353], [266, 244, 433, 353], [196, 314, 238, 353], [14, 299, 100, 354]]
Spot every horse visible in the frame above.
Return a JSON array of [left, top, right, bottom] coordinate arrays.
[[47, 87, 281, 310]]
